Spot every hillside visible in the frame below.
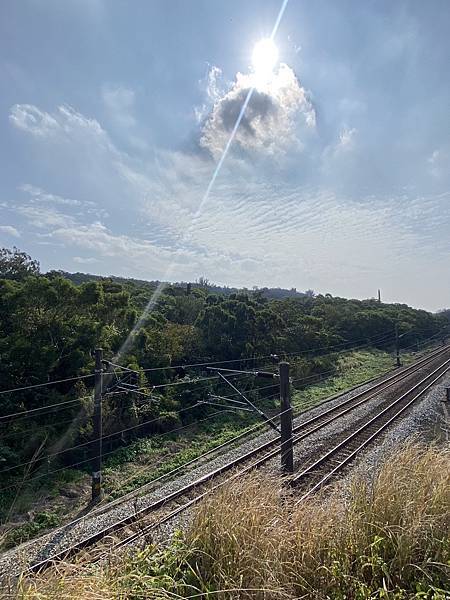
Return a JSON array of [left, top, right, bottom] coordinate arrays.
[[50, 269, 310, 300]]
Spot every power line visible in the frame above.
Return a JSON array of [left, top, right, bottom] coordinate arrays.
[[0, 322, 442, 402], [0, 401, 208, 475], [107, 329, 396, 376], [1, 332, 443, 474], [139, 354, 276, 373], [0, 326, 409, 399], [105, 331, 394, 376], [279, 329, 395, 358], [0, 373, 94, 396], [0, 386, 284, 478], [0, 332, 433, 437], [0, 372, 249, 423], [3, 405, 285, 529], [130, 370, 252, 394], [0, 416, 90, 441], [0, 405, 248, 493], [0, 395, 90, 423]]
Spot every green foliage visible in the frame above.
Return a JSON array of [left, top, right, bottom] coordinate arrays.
[[0, 246, 40, 281], [196, 292, 282, 358], [2, 510, 60, 549]]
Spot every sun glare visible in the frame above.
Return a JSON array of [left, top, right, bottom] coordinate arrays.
[[252, 38, 279, 86]]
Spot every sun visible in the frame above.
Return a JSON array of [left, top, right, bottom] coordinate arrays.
[[252, 38, 279, 85]]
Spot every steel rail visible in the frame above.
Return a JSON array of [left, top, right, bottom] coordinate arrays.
[[291, 361, 450, 500], [25, 345, 450, 574]]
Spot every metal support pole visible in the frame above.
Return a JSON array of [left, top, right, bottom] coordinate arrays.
[[395, 323, 401, 367], [92, 348, 103, 501], [279, 361, 293, 473]]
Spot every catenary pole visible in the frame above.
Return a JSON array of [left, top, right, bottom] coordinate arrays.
[[279, 361, 293, 472], [92, 348, 103, 501]]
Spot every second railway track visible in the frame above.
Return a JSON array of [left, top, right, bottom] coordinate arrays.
[[290, 357, 450, 500]]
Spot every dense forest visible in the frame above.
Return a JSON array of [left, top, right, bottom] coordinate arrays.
[[0, 246, 448, 500]]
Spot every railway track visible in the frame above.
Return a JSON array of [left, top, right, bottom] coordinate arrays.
[[22, 344, 450, 575], [290, 358, 450, 501]]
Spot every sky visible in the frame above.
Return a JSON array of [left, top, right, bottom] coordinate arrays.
[[0, 0, 449, 311]]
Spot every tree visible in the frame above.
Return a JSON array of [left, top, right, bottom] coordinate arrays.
[[196, 276, 210, 288], [0, 247, 40, 280]]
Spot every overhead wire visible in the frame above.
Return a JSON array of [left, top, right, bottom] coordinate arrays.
[[0, 402, 207, 475], [109, 330, 394, 375], [0, 405, 255, 493], [0, 326, 403, 400], [0, 383, 283, 478], [1, 332, 444, 480], [0, 370, 252, 424], [0, 373, 94, 396], [0, 396, 90, 423], [0, 416, 90, 441], [8, 404, 289, 529], [3, 334, 444, 471]]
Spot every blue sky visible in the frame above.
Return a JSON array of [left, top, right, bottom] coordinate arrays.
[[0, 0, 449, 311]]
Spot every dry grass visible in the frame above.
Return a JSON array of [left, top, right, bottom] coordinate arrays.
[[16, 443, 450, 599]]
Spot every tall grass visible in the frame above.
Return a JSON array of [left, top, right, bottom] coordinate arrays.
[[18, 443, 450, 599]]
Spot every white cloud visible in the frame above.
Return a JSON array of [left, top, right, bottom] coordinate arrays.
[[73, 256, 99, 264], [7, 99, 450, 310], [16, 204, 77, 229], [205, 66, 224, 103], [47, 221, 201, 280], [338, 127, 357, 149], [9, 104, 110, 146], [9, 104, 59, 137], [0, 225, 20, 237], [102, 84, 136, 129], [427, 148, 449, 178], [195, 65, 226, 123], [101, 84, 148, 151], [19, 183, 83, 207], [15, 183, 109, 224], [200, 63, 315, 159]]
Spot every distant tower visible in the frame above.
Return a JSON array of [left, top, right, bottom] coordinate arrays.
[[377, 289, 381, 303]]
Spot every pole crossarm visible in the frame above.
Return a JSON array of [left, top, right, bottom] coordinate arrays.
[[200, 400, 253, 412], [208, 394, 249, 407], [206, 366, 278, 379], [102, 360, 139, 373], [214, 371, 281, 433]]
